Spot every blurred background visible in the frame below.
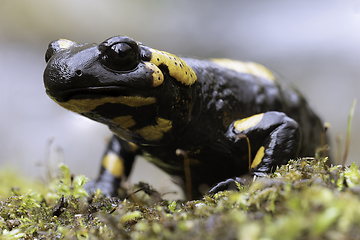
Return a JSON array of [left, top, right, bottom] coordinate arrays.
[[0, 0, 359, 199]]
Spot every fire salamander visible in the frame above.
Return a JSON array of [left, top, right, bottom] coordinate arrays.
[[43, 36, 324, 199]]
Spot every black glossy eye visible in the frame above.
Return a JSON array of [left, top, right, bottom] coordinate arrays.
[[101, 43, 139, 71]]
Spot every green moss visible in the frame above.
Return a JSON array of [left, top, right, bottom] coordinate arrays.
[[0, 166, 47, 199], [2, 157, 360, 239]]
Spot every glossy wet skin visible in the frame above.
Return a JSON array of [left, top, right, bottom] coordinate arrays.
[[44, 36, 197, 145], [44, 36, 324, 199]]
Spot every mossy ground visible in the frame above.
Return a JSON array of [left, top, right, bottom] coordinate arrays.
[[1, 157, 360, 240]]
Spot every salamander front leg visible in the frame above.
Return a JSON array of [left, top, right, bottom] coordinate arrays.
[[85, 136, 139, 197], [209, 111, 300, 194]]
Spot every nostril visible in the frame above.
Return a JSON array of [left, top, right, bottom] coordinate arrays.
[[75, 70, 83, 76]]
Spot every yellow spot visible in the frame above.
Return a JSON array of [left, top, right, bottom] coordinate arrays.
[[102, 152, 124, 178], [211, 59, 275, 81], [57, 39, 76, 50], [112, 115, 136, 129], [135, 117, 172, 141], [234, 113, 264, 132], [56, 96, 156, 113], [149, 48, 197, 86], [251, 146, 265, 168], [144, 62, 164, 87]]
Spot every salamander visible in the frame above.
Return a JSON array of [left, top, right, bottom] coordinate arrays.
[[43, 36, 324, 199]]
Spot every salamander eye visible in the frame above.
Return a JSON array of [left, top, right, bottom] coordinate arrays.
[[101, 43, 139, 71]]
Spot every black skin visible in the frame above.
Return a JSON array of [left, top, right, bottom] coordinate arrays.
[[43, 36, 324, 199]]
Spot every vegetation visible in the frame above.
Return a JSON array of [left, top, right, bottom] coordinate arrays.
[[1, 157, 360, 239]]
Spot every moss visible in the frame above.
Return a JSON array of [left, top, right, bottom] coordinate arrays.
[[2, 157, 360, 239]]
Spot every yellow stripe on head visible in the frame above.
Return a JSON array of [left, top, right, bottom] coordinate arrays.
[[56, 96, 156, 113], [211, 59, 275, 81], [112, 115, 136, 129], [144, 62, 164, 87], [149, 49, 197, 86], [135, 117, 172, 141], [234, 113, 264, 132]]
